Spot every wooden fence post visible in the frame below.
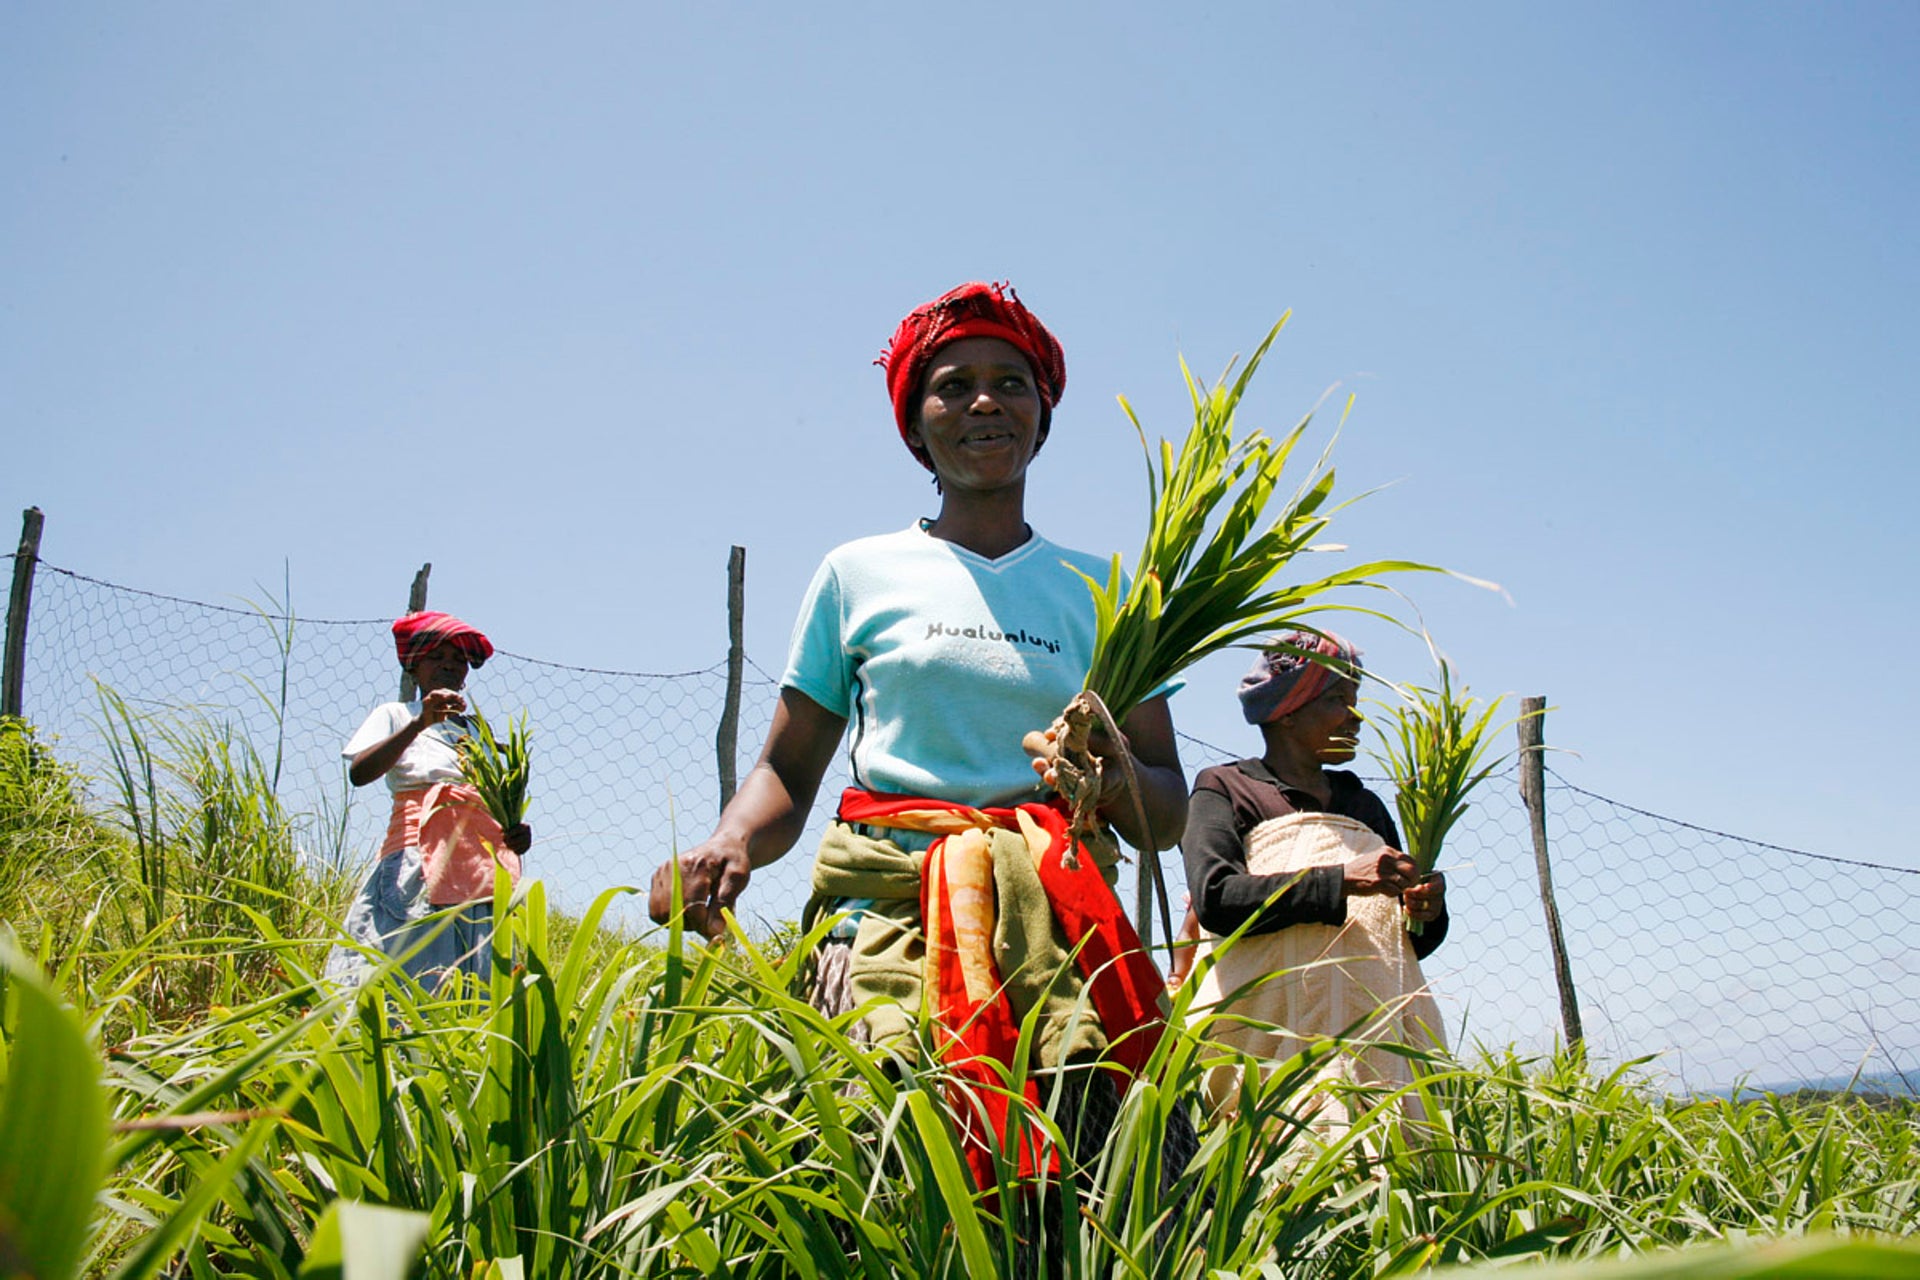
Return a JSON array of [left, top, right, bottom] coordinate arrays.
[[2, 507, 45, 719], [397, 563, 431, 702], [717, 546, 746, 808], [1519, 696, 1584, 1050]]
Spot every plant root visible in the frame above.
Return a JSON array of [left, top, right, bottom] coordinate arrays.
[[1025, 689, 1175, 947]]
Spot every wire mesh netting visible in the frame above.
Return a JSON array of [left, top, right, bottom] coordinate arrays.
[[8, 556, 1916, 1094]]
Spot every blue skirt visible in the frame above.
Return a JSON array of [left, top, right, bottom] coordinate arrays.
[[325, 846, 496, 990]]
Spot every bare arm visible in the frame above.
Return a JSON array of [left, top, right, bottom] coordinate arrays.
[[1098, 694, 1187, 852], [1027, 693, 1187, 852], [647, 687, 847, 939], [346, 689, 464, 787]]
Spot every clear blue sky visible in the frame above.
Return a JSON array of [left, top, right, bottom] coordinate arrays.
[[6, 3, 1916, 874]]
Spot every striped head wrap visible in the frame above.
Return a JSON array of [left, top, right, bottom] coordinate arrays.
[[877, 281, 1066, 468], [1238, 631, 1361, 724], [392, 611, 493, 670]]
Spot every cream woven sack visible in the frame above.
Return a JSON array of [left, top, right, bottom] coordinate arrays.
[[1188, 811, 1448, 1131]]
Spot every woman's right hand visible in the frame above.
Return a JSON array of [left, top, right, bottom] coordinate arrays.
[[349, 689, 464, 787], [1342, 848, 1421, 898], [645, 687, 848, 943], [419, 688, 466, 726], [649, 834, 752, 941]]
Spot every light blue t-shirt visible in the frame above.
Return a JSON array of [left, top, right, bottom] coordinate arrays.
[[784, 522, 1139, 810]]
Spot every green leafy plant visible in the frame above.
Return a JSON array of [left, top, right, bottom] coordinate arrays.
[[1078, 318, 1436, 723], [11, 636, 1920, 1279], [1037, 317, 1453, 931], [1442, 1232, 1920, 1278], [297, 1199, 432, 1280], [1370, 660, 1519, 932], [460, 706, 531, 832], [83, 900, 1920, 1278], [0, 942, 106, 1280]]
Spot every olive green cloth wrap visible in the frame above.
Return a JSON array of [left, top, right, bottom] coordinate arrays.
[[804, 820, 1134, 1068]]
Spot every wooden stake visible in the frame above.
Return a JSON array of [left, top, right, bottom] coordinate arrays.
[[1519, 696, 1584, 1049], [398, 563, 431, 702], [717, 546, 746, 808], [2, 507, 44, 719]]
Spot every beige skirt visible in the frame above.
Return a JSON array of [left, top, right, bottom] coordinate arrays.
[[1187, 812, 1448, 1134]]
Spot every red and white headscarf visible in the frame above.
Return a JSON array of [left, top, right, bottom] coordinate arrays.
[[877, 281, 1066, 468], [1238, 630, 1360, 724], [392, 611, 493, 669]]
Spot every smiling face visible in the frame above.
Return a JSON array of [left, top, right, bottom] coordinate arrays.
[[407, 642, 471, 695], [904, 336, 1047, 493]]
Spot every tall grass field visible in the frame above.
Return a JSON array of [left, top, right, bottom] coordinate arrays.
[[1, 711, 1915, 1278]]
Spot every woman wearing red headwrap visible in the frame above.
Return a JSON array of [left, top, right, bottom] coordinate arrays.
[[649, 283, 1193, 1264], [1177, 631, 1448, 1130], [327, 611, 532, 988]]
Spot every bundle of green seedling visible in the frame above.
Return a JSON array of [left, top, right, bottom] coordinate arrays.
[[1371, 660, 1511, 934], [459, 706, 532, 833], [1030, 314, 1443, 934]]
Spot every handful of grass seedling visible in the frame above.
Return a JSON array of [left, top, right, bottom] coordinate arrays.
[[1074, 315, 1442, 729], [1371, 661, 1509, 933], [459, 706, 531, 833], [1038, 315, 1447, 934]]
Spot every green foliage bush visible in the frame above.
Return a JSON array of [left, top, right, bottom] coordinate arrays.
[[2, 702, 353, 1036], [0, 716, 110, 935]]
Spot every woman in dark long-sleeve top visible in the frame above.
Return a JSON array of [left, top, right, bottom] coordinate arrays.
[[1176, 632, 1449, 1132]]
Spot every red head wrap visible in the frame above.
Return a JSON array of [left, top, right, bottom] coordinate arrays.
[[392, 611, 493, 670], [877, 281, 1066, 467]]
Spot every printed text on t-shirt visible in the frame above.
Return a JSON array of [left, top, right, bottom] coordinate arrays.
[[924, 620, 1063, 655]]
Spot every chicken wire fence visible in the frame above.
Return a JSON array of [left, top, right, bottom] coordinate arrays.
[[7, 555, 1916, 1096]]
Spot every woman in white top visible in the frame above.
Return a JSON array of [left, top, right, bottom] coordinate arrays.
[[327, 610, 531, 988]]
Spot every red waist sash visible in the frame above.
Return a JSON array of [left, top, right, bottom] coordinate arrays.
[[836, 787, 1165, 1188]]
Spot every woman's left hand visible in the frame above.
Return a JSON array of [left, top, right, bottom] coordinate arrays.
[[1403, 871, 1446, 924], [1024, 722, 1129, 802], [1022, 696, 1185, 851], [504, 823, 532, 855], [1024, 724, 1062, 786]]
